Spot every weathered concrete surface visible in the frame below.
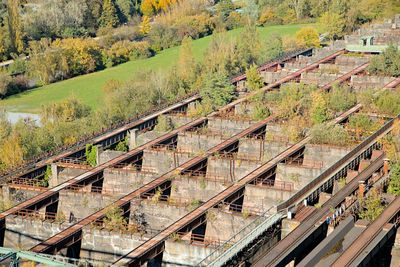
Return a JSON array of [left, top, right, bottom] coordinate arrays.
[[163, 240, 214, 266], [99, 150, 125, 165], [300, 72, 341, 85], [4, 217, 73, 250], [206, 158, 260, 182], [102, 169, 157, 195], [304, 144, 350, 168], [177, 132, 225, 153], [171, 176, 228, 201], [142, 150, 194, 175], [335, 55, 370, 66], [244, 185, 292, 212], [262, 71, 290, 84], [80, 227, 143, 263], [205, 210, 253, 240], [0, 186, 42, 206], [350, 75, 394, 89], [208, 118, 255, 136], [164, 115, 193, 129], [58, 191, 116, 222], [49, 166, 86, 188], [276, 163, 323, 190], [238, 139, 291, 162], [130, 201, 189, 232], [136, 131, 168, 148]]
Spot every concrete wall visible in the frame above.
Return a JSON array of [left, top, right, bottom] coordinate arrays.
[[261, 71, 290, 84], [300, 72, 341, 85], [0, 186, 42, 206], [58, 191, 116, 222], [350, 75, 394, 89], [319, 63, 356, 74], [4, 217, 73, 250], [164, 115, 194, 129], [50, 166, 86, 188], [136, 131, 167, 148], [304, 144, 350, 169], [171, 176, 227, 201], [102, 169, 157, 195], [177, 133, 225, 153], [80, 227, 142, 263], [208, 118, 255, 136], [99, 150, 125, 165], [335, 55, 369, 66], [205, 210, 253, 240], [163, 240, 214, 267], [244, 185, 293, 212], [130, 201, 189, 232], [142, 150, 194, 175], [206, 158, 260, 182], [276, 163, 323, 190]]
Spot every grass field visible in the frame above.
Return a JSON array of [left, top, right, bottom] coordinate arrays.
[[1, 23, 316, 113]]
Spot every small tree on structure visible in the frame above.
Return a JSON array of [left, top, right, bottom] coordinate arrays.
[[245, 64, 263, 92], [358, 188, 386, 222], [104, 205, 127, 231], [388, 163, 400, 195], [98, 0, 120, 28], [85, 144, 97, 167], [310, 91, 331, 124], [200, 73, 235, 110]]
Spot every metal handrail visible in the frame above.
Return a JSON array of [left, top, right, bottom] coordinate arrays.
[[197, 205, 277, 266]]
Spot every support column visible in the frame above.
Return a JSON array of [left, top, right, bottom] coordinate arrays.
[[359, 181, 365, 197], [129, 129, 139, 150], [49, 164, 60, 188], [384, 158, 389, 175], [96, 144, 103, 166]]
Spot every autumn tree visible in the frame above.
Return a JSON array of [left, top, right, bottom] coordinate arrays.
[[178, 36, 199, 86], [140, 15, 152, 35], [318, 12, 346, 40], [245, 64, 263, 91], [141, 0, 158, 16], [7, 0, 23, 53], [294, 26, 320, 48], [99, 0, 120, 28], [310, 91, 331, 124], [358, 188, 386, 221], [0, 134, 24, 169]]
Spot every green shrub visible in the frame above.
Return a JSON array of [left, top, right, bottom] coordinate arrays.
[[85, 144, 97, 167], [310, 123, 349, 146]]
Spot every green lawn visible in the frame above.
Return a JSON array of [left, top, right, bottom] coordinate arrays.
[[1, 23, 316, 113]]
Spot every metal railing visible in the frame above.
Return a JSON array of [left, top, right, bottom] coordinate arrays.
[[197, 206, 279, 266]]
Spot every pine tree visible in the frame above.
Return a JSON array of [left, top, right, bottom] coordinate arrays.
[[99, 0, 120, 28], [245, 64, 263, 92], [7, 0, 23, 53]]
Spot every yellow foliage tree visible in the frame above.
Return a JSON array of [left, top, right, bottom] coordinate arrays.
[[140, 0, 158, 16], [140, 16, 152, 35], [0, 134, 24, 169], [294, 26, 320, 48]]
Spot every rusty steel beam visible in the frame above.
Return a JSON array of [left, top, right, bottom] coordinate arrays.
[[331, 192, 400, 267], [30, 114, 279, 254], [320, 62, 370, 91], [113, 104, 361, 266], [0, 117, 207, 219], [383, 76, 400, 90]]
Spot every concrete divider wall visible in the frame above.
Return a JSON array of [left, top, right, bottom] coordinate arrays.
[[81, 227, 142, 263], [164, 115, 194, 128], [244, 185, 291, 212], [102, 169, 157, 195], [135, 131, 167, 148], [171, 177, 227, 201], [177, 133, 225, 153], [276, 163, 323, 190], [208, 118, 255, 136], [335, 55, 370, 66], [99, 150, 125, 165], [4, 217, 73, 250], [304, 144, 351, 168], [205, 210, 253, 240], [0, 186, 42, 206], [262, 71, 290, 84], [142, 150, 194, 174], [50, 166, 86, 188], [164, 240, 214, 267], [207, 158, 260, 182], [319, 63, 357, 73], [130, 202, 189, 232], [300, 72, 341, 85], [58, 191, 116, 221], [351, 75, 394, 89]]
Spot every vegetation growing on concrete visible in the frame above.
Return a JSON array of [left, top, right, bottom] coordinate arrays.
[[368, 44, 400, 77], [85, 144, 97, 167], [357, 188, 386, 221], [104, 205, 127, 231], [309, 124, 349, 146]]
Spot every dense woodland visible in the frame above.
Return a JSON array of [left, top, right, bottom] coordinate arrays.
[[0, 0, 399, 173]]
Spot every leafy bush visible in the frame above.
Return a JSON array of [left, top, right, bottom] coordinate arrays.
[[328, 84, 356, 112], [375, 90, 400, 115], [310, 123, 349, 146], [252, 102, 270, 120], [200, 73, 235, 110], [85, 144, 97, 166], [368, 44, 400, 77], [388, 163, 400, 195], [349, 114, 380, 132]]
